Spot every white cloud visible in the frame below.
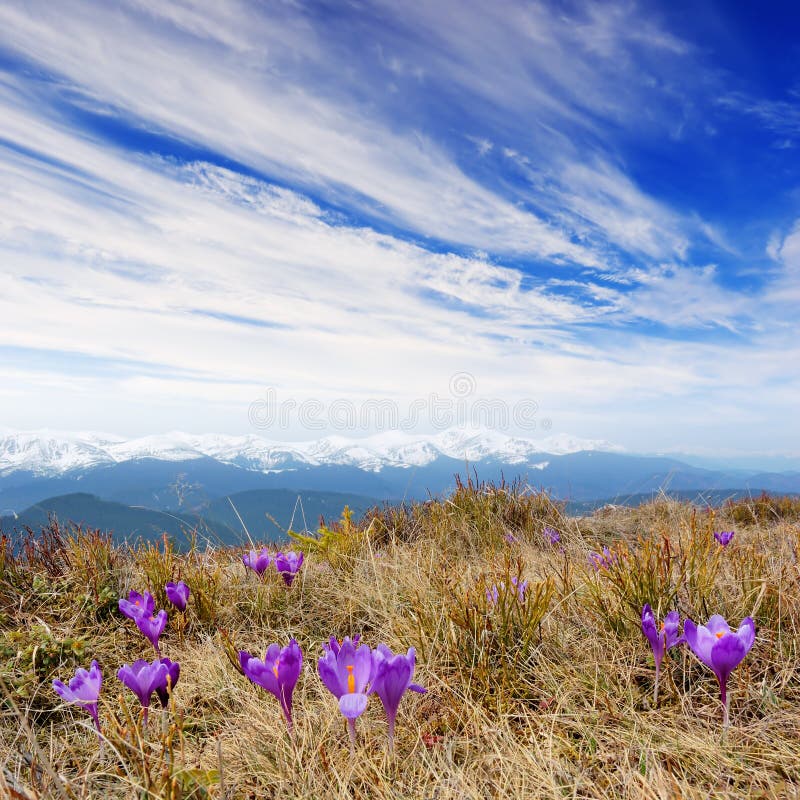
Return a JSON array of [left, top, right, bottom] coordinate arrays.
[[0, 0, 797, 450], [719, 91, 800, 143], [0, 0, 600, 264], [613, 264, 751, 330]]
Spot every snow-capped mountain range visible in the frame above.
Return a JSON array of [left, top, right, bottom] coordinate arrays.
[[0, 428, 622, 478]]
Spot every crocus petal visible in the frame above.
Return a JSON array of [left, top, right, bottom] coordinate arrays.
[[663, 611, 682, 649], [325, 637, 340, 655], [275, 639, 302, 720], [351, 644, 374, 693], [369, 643, 395, 686], [338, 692, 368, 719], [374, 657, 413, 714], [704, 615, 731, 637], [240, 651, 280, 697], [276, 640, 303, 689], [238, 650, 252, 675], [318, 650, 344, 698], [684, 619, 717, 668], [333, 638, 359, 688], [736, 617, 756, 653], [710, 634, 747, 686], [52, 680, 72, 703], [683, 619, 705, 664], [408, 683, 427, 693], [693, 626, 719, 668], [264, 643, 282, 665], [641, 605, 661, 656], [336, 638, 356, 661], [155, 659, 180, 707]]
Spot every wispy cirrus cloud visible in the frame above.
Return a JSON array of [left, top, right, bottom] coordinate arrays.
[[0, 0, 599, 263], [719, 90, 800, 146], [0, 0, 798, 453]]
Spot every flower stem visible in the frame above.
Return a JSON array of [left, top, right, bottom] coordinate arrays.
[[347, 719, 357, 758], [653, 664, 660, 707], [90, 709, 104, 755], [284, 713, 296, 748], [721, 684, 730, 730]]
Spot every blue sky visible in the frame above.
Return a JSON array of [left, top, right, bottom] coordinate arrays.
[[0, 0, 798, 456]]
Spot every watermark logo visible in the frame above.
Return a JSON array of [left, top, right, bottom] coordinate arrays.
[[248, 372, 551, 433]]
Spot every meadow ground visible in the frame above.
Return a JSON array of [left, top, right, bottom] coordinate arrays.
[[1, 483, 799, 799]]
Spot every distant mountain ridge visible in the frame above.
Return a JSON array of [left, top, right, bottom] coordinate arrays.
[[0, 428, 619, 477], [0, 429, 797, 517], [0, 489, 380, 547]]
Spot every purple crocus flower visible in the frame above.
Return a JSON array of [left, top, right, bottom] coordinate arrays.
[[155, 658, 181, 708], [165, 581, 190, 612], [119, 590, 155, 620], [325, 634, 360, 654], [543, 527, 561, 545], [53, 660, 103, 733], [683, 614, 755, 728], [117, 659, 169, 724], [487, 578, 528, 606], [242, 548, 271, 576], [369, 644, 426, 750], [588, 546, 617, 571], [274, 551, 304, 586], [714, 530, 735, 547], [134, 609, 168, 655], [239, 639, 302, 730], [641, 604, 682, 705], [318, 637, 373, 750]]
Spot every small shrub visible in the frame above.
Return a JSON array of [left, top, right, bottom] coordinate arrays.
[[289, 505, 365, 567], [106, 693, 218, 799], [583, 514, 724, 636], [442, 555, 555, 711], [725, 492, 800, 525], [65, 526, 120, 621], [134, 534, 177, 610], [1, 624, 88, 703]]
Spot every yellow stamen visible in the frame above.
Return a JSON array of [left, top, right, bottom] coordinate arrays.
[[273, 658, 280, 679], [715, 632, 724, 639], [346, 664, 355, 694]]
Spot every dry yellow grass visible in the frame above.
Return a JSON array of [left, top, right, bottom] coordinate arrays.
[[2, 485, 800, 799]]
